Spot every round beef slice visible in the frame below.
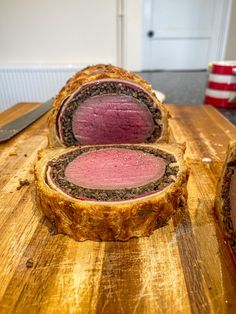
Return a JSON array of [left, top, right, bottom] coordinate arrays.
[[71, 95, 155, 145], [47, 145, 177, 202], [64, 148, 166, 189], [48, 64, 169, 147], [35, 143, 188, 241]]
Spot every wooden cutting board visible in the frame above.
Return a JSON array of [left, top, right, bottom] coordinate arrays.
[[0, 103, 236, 314]]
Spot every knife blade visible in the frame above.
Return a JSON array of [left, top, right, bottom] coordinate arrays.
[[0, 98, 54, 142]]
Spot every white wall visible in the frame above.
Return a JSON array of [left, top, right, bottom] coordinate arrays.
[[0, 0, 117, 65], [0, 0, 146, 110], [225, 0, 236, 59], [1, 0, 234, 72], [0, 0, 145, 71]]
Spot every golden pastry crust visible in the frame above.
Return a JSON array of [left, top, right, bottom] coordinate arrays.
[[215, 140, 236, 243], [34, 143, 188, 241], [48, 64, 170, 147]]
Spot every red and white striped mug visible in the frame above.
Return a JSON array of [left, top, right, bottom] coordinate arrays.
[[204, 88, 236, 108], [207, 73, 236, 91], [205, 61, 236, 107], [209, 61, 236, 75]]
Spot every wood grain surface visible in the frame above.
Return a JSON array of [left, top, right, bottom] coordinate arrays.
[[0, 103, 236, 314]]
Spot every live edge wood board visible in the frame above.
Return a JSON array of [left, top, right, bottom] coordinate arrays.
[[0, 103, 236, 314]]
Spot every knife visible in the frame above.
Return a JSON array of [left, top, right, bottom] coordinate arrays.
[[0, 98, 54, 142]]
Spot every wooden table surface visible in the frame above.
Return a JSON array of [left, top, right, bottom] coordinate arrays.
[[0, 103, 236, 314]]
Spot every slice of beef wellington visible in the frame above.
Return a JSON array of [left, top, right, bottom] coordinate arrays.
[[48, 64, 169, 147], [215, 141, 236, 256], [35, 143, 188, 241]]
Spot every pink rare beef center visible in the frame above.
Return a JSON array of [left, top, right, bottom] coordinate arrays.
[[230, 170, 236, 231], [72, 95, 155, 145], [64, 148, 166, 190]]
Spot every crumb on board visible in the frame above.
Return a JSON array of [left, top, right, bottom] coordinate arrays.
[[9, 152, 17, 156], [17, 179, 30, 190], [202, 157, 212, 163], [24, 153, 28, 157], [49, 219, 58, 235], [26, 258, 34, 268]]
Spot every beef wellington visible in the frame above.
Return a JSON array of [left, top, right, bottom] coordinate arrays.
[[35, 64, 188, 241], [35, 143, 188, 241], [215, 141, 236, 255], [48, 64, 169, 147]]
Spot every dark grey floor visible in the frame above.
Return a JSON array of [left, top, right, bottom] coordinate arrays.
[[139, 70, 208, 104], [138, 70, 236, 125]]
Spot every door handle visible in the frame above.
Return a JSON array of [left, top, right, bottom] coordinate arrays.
[[147, 30, 154, 38]]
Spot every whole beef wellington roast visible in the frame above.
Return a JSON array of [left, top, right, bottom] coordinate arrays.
[[48, 64, 169, 147], [35, 143, 188, 241], [215, 141, 236, 256], [35, 64, 188, 241]]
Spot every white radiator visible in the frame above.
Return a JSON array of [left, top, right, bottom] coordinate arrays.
[[0, 64, 88, 111]]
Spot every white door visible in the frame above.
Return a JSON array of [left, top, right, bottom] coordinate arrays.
[[143, 0, 232, 70]]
